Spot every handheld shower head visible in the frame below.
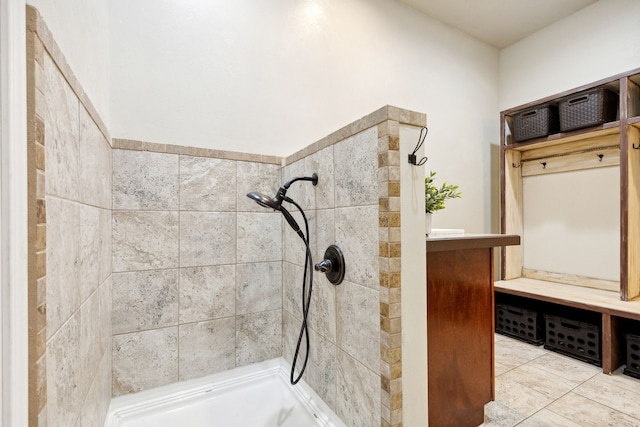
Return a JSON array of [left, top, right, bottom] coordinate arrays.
[[246, 191, 280, 210], [246, 173, 318, 211]]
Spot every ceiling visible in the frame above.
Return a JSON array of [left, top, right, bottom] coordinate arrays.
[[396, 0, 599, 48]]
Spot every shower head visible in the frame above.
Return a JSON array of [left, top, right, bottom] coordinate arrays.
[[246, 191, 282, 210], [247, 173, 318, 239], [246, 173, 318, 211]]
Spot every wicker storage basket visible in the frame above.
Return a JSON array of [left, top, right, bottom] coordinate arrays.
[[559, 88, 618, 132], [512, 104, 559, 142]]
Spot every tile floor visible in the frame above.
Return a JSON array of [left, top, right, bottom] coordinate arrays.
[[480, 333, 640, 426]]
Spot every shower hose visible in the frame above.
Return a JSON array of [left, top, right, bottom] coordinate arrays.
[[285, 197, 312, 385]]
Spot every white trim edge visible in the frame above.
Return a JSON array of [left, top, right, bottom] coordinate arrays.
[[0, 0, 29, 425]]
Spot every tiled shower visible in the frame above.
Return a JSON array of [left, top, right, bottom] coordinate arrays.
[[27, 6, 424, 427]]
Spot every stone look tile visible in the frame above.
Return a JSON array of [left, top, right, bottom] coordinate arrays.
[[79, 105, 112, 209], [112, 327, 178, 396], [43, 53, 80, 200], [494, 376, 553, 419], [237, 212, 282, 263], [179, 156, 237, 211], [80, 351, 112, 427], [309, 274, 337, 343], [336, 281, 379, 372], [236, 310, 282, 366], [574, 375, 640, 419], [306, 146, 335, 210], [112, 149, 178, 210], [333, 127, 378, 208], [283, 209, 314, 267], [80, 279, 111, 398], [283, 261, 304, 318], [79, 204, 102, 301], [526, 352, 600, 383], [180, 212, 236, 267], [335, 206, 379, 289], [113, 211, 179, 272], [46, 197, 80, 339], [112, 270, 179, 334], [315, 208, 335, 260], [516, 408, 583, 427], [47, 311, 82, 427], [98, 208, 112, 284], [282, 310, 299, 367], [305, 328, 338, 411], [180, 265, 235, 323], [499, 363, 579, 400], [178, 318, 235, 381], [283, 159, 315, 211], [236, 161, 280, 213], [493, 337, 548, 371], [236, 262, 282, 314], [336, 349, 380, 427], [481, 401, 527, 427], [547, 392, 640, 426]]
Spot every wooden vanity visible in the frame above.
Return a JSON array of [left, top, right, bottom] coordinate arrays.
[[426, 233, 520, 427]]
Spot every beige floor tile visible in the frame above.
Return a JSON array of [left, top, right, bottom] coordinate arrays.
[[480, 400, 527, 427], [546, 392, 640, 427], [494, 376, 553, 418], [594, 367, 640, 394], [495, 360, 511, 376], [526, 352, 600, 383], [574, 375, 640, 420], [494, 337, 548, 371], [517, 409, 582, 427], [499, 363, 579, 400]]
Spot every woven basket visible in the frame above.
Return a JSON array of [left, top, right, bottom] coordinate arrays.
[[559, 88, 618, 132], [512, 104, 559, 142]]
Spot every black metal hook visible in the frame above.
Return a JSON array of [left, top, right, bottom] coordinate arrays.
[[512, 163, 521, 168], [633, 143, 640, 150], [408, 127, 428, 166], [541, 162, 547, 169], [597, 154, 604, 162]]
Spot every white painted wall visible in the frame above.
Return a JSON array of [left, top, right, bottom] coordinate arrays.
[[399, 125, 427, 426], [26, 0, 110, 127], [109, 0, 499, 233], [499, 0, 640, 110], [1, 0, 29, 425]]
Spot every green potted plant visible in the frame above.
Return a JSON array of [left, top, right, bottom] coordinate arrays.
[[425, 171, 461, 235]]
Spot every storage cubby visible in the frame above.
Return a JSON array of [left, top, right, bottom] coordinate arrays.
[[497, 68, 640, 374]]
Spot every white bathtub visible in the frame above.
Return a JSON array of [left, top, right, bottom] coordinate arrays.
[[104, 358, 345, 427]]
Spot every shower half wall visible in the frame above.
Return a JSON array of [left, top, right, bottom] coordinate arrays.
[[111, 107, 426, 427], [26, 7, 113, 426]]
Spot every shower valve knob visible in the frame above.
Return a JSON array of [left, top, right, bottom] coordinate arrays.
[[314, 259, 332, 273], [315, 245, 345, 286]]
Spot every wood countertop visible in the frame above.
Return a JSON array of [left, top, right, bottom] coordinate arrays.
[[426, 233, 520, 253]]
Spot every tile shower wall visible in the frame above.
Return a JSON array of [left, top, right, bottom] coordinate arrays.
[[111, 149, 284, 394], [27, 7, 113, 426], [281, 127, 382, 426]]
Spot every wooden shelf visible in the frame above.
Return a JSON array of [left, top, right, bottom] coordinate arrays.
[[495, 278, 640, 321], [499, 70, 640, 374], [505, 122, 620, 151]]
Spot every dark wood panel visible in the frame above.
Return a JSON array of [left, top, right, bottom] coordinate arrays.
[[602, 314, 625, 374], [426, 234, 519, 253], [427, 248, 494, 427]]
